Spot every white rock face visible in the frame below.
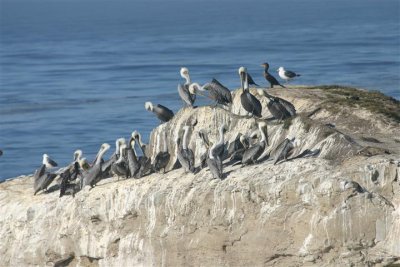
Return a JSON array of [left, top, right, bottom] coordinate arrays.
[[0, 86, 399, 266]]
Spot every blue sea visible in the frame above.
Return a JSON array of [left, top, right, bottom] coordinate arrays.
[[0, 0, 399, 180]]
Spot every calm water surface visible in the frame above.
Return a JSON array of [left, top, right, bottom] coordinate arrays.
[[0, 0, 399, 180]]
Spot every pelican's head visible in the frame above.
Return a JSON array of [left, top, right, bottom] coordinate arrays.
[[73, 149, 83, 161], [180, 67, 189, 79], [115, 138, 125, 154], [238, 66, 247, 88], [101, 143, 111, 152], [277, 66, 284, 72], [239, 135, 246, 144], [117, 144, 127, 162], [131, 130, 140, 140], [79, 158, 90, 170], [258, 121, 267, 128], [238, 66, 247, 75], [261, 63, 270, 70], [188, 83, 200, 94], [116, 137, 126, 146], [145, 101, 153, 111], [257, 89, 267, 97]]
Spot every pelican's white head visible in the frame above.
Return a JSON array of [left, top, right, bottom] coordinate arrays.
[[115, 138, 126, 154], [238, 66, 246, 75], [116, 144, 127, 163], [278, 66, 284, 72], [250, 130, 259, 139], [117, 137, 126, 146], [79, 158, 90, 170], [73, 149, 83, 161], [131, 130, 139, 139], [145, 101, 153, 111], [101, 143, 111, 151], [180, 67, 189, 78], [188, 83, 199, 94], [258, 121, 267, 128]]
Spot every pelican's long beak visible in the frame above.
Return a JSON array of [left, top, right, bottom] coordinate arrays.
[[239, 72, 245, 90]]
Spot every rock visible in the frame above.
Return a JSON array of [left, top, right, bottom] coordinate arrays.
[[0, 86, 399, 266]]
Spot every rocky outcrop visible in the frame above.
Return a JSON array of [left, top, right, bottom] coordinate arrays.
[[0, 86, 399, 266]]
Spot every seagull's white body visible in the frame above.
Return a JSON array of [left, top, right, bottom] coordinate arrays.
[[42, 154, 58, 169], [278, 67, 300, 82]]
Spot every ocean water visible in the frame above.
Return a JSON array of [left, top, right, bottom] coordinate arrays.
[[0, 0, 399, 180]]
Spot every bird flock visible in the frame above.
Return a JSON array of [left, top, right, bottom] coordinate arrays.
[[33, 63, 303, 197]]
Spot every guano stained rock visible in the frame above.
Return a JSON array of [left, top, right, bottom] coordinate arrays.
[[0, 86, 399, 266]]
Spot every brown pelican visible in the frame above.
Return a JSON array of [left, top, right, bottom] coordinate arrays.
[[273, 138, 295, 165], [241, 121, 268, 165], [257, 89, 296, 120], [145, 101, 174, 123], [132, 131, 152, 177], [206, 143, 223, 179], [261, 63, 285, 88], [42, 154, 58, 168], [175, 126, 195, 173], [278, 67, 300, 82], [198, 130, 211, 169], [126, 136, 141, 178], [59, 162, 80, 197], [198, 79, 232, 107], [33, 164, 57, 195], [210, 123, 227, 159], [228, 131, 260, 163], [111, 143, 129, 178], [102, 138, 126, 177], [132, 131, 148, 156], [182, 125, 195, 172], [153, 130, 170, 173], [56, 150, 83, 184], [59, 168, 71, 197], [178, 67, 196, 107], [228, 134, 250, 162], [72, 149, 90, 170], [239, 67, 262, 117], [82, 143, 110, 188]]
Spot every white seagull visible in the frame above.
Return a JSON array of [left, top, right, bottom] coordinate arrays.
[[277, 67, 301, 82], [42, 154, 58, 168]]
